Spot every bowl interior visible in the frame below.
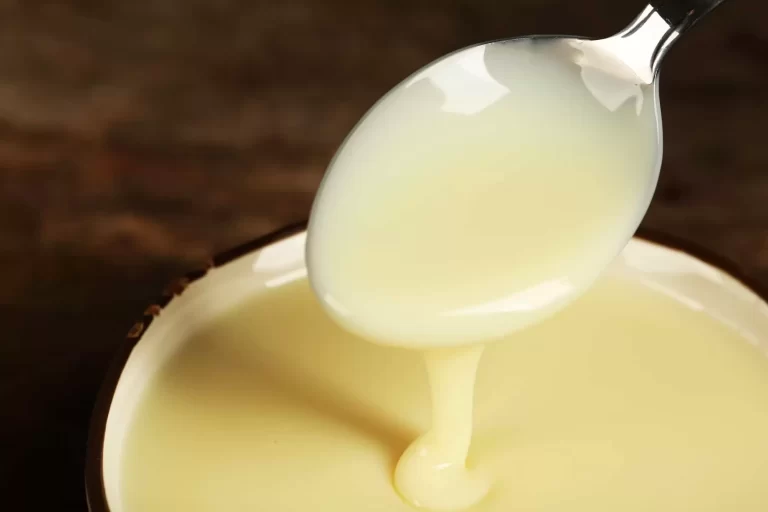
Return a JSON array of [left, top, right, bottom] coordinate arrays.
[[96, 231, 768, 512]]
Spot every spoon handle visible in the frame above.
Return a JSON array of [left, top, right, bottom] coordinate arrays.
[[650, 0, 730, 33], [610, 0, 731, 81]]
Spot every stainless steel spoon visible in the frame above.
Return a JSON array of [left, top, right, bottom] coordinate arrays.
[[307, 0, 732, 348], [569, 0, 729, 108]]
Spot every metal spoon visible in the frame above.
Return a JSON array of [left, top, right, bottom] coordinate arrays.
[[307, 0, 731, 348]]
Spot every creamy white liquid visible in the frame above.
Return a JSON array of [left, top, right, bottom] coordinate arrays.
[[307, 39, 660, 348], [306, 38, 661, 510], [121, 276, 768, 512], [394, 347, 490, 510]]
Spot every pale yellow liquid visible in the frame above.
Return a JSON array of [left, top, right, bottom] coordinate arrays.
[[307, 40, 660, 348], [306, 39, 660, 508], [394, 347, 490, 510], [122, 276, 768, 512]]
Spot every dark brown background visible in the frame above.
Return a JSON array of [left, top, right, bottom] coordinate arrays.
[[0, 0, 763, 508]]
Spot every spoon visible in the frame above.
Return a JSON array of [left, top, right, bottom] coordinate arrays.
[[306, 0, 731, 349]]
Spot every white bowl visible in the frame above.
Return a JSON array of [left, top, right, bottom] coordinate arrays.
[[85, 224, 768, 512]]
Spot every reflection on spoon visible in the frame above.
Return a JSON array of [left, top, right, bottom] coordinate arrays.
[[407, 45, 509, 116]]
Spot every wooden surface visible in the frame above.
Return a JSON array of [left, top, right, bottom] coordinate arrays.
[[1, 0, 765, 508]]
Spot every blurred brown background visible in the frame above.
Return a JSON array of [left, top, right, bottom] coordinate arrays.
[[0, 0, 763, 508]]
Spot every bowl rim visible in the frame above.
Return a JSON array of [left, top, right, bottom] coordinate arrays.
[[83, 222, 768, 512]]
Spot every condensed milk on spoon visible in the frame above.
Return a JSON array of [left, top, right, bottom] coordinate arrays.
[[307, 39, 658, 512]]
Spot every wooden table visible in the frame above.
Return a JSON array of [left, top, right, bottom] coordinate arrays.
[[1, 0, 764, 508]]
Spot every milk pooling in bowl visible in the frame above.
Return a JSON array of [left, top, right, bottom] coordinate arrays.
[[307, 38, 660, 510]]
